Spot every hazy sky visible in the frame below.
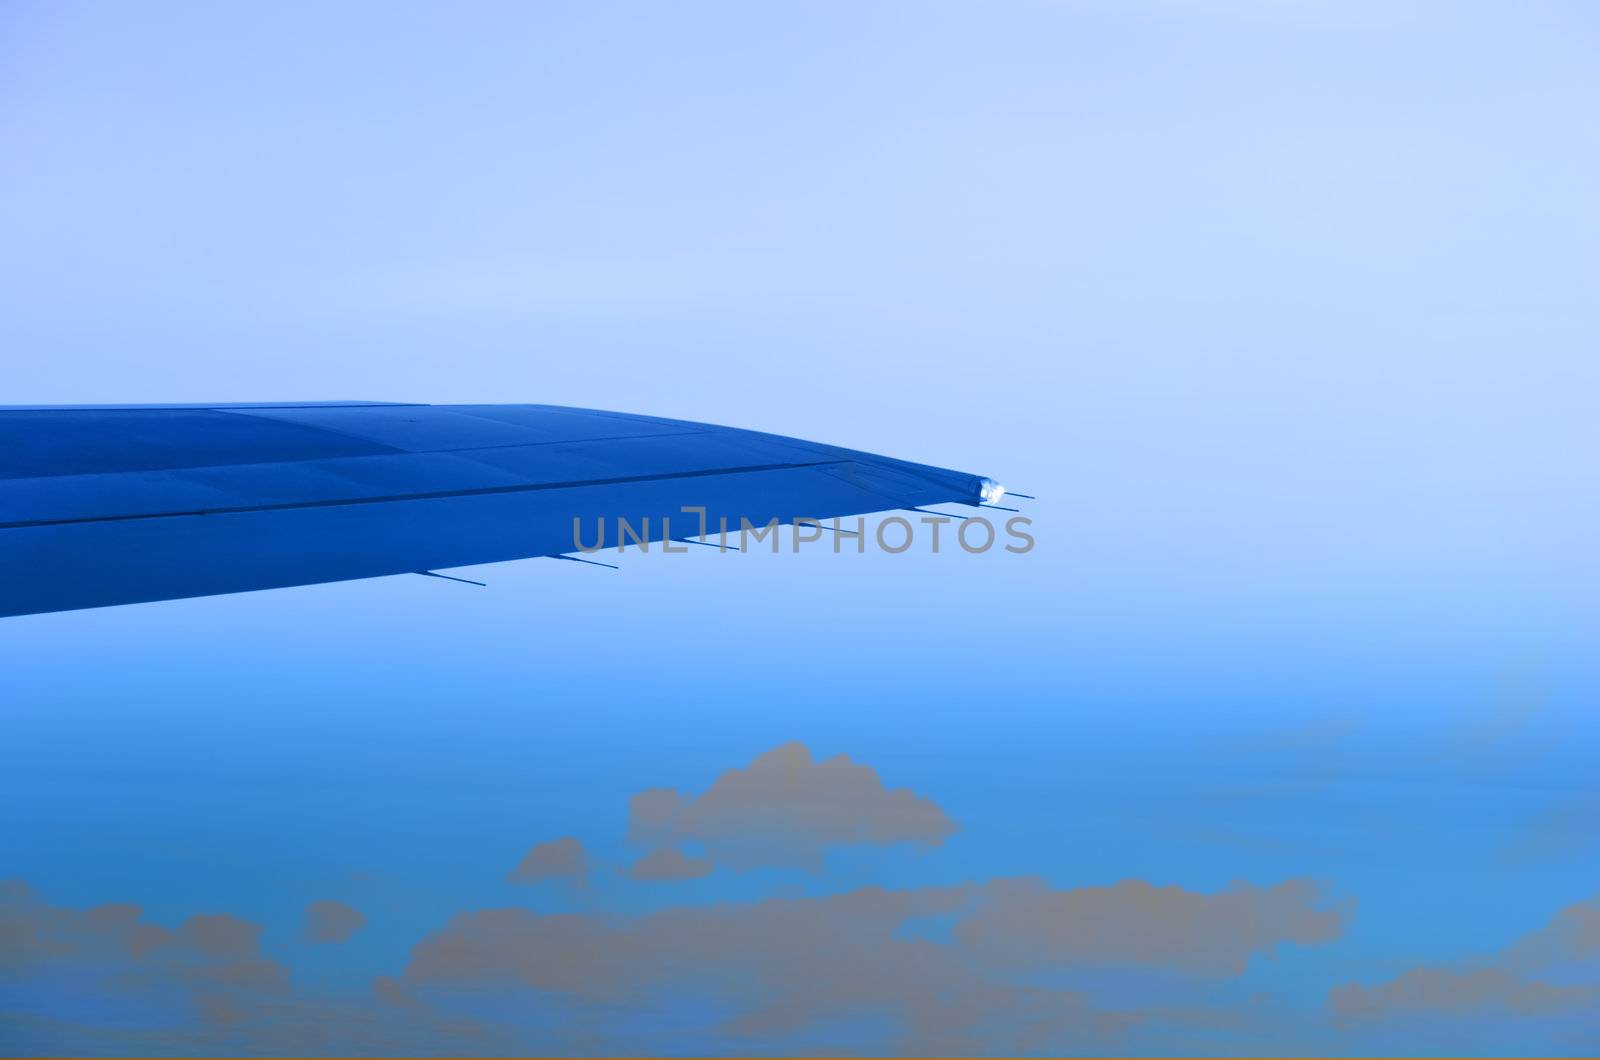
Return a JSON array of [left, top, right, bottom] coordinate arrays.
[[2, 2, 1597, 1055]]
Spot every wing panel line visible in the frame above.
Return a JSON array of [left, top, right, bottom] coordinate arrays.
[[0, 459, 855, 531]]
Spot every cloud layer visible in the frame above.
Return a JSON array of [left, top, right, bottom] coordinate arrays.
[[958, 876, 1348, 977], [628, 741, 956, 870], [1329, 894, 1600, 1026], [507, 836, 591, 885], [6, 742, 1595, 1056], [0, 877, 289, 1032], [400, 875, 1338, 1054], [305, 900, 366, 945], [627, 846, 714, 882]]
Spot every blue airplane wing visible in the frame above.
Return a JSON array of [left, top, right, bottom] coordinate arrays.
[[0, 403, 1003, 618]]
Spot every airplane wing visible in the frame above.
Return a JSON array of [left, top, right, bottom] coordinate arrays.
[[0, 402, 1004, 618]]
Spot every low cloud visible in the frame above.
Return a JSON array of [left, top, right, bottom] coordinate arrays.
[[0, 877, 288, 1029], [1501, 894, 1600, 972], [1329, 893, 1600, 1026], [305, 900, 367, 944], [959, 876, 1349, 977], [0, 738, 1372, 1056], [1500, 793, 1600, 869], [507, 836, 590, 885], [400, 884, 1111, 1054], [401, 876, 1344, 1054], [0, 879, 506, 1056], [1331, 967, 1596, 1023], [628, 846, 714, 882], [628, 741, 956, 870]]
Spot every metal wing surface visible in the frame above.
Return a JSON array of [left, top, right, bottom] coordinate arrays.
[[0, 402, 1002, 618]]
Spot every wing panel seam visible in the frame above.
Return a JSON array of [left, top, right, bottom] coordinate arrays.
[[0, 460, 852, 530]]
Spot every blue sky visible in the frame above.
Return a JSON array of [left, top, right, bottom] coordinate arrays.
[[2, 2, 1597, 1055]]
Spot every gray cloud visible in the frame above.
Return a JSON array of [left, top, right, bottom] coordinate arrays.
[[305, 900, 367, 944], [0, 877, 289, 1029], [0, 739, 1360, 1056], [1499, 894, 1600, 975], [0, 879, 508, 1056], [1, 861, 1351, 1055], [958, 876, 1349, 977], [1329, 893, 1600, 1026], [401, 884, 1107, 1054], [401, 876, 1343, 1054], [1500, 793, 1600, 870], [507, 836, 591, 885], [179, 913, 263, 961], [1429, 669, 1559, 781], [627, 846, 714, 882], [1331, 967, 1596, 1024], [628, 741, 956, 870]]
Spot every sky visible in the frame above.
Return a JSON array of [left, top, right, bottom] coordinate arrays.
[[1, 1, 1597, 1055]]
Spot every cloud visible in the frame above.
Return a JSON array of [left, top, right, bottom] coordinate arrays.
[[400, 876, 1343, 1054], [0, 743, 1358, 1056], [372, 973, 425, 1011], [628, 846, 714, 882], [1500, 793, 1600, 869], [0, 879, 506, 1056], [958, 876, 1349, 977], [1499, 894, 1600, 974], [1237, 712, 1364, 754], [305, 900, 367, 944], [628, 742, 956, 870], [1329, 893, 1600, 1026], [506, 836, 590, 885], [1430, 668, 1558, 779], [0, 741, 1355, 1056], [400, 883, 1093, 1054], [0, 877, 288, 1028], [179, 913, 262, 961], [1330, 967, 1596, 1023]]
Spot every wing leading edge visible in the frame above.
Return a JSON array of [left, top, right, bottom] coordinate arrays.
[[0, 403, 1001, 618]]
